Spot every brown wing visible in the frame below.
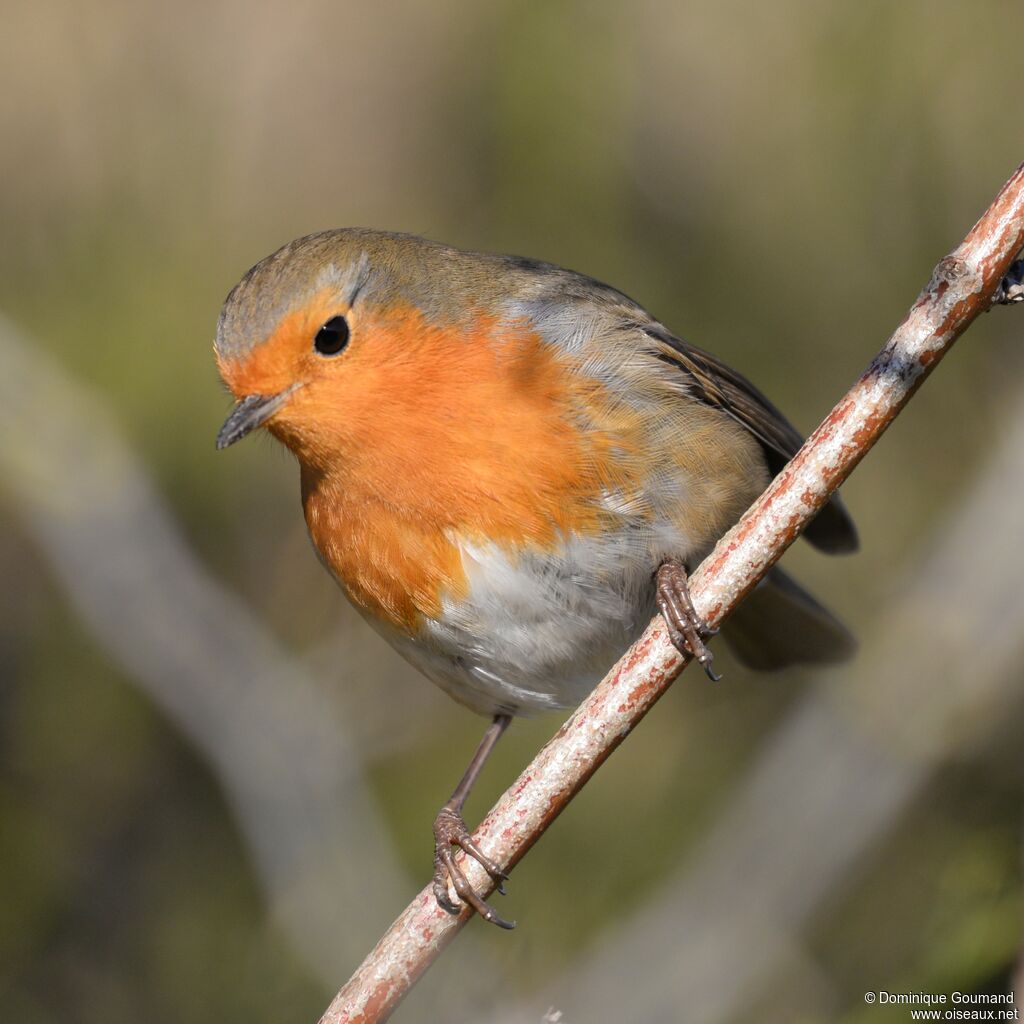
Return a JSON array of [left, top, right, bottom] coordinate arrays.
[[642, 324, 858, 555]]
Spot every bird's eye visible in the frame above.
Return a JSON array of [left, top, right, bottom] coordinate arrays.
[[314, 315, 350, 356]]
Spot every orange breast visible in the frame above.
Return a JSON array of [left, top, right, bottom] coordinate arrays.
[[295, 306, 642, 632]]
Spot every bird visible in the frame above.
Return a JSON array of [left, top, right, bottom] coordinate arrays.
[[214, 229, 857, 929]]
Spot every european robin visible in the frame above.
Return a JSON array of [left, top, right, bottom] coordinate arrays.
[[215, 229, 857, 928]]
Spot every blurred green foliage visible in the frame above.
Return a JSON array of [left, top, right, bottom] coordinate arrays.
[[1, 2, 1021, 1022]]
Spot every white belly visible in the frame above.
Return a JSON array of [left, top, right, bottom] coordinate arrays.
[[372, 521, 701, 716]]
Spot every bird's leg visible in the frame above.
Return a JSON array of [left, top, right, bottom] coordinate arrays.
[[656, 560, 722, 681], [432, 713, 515, 929]]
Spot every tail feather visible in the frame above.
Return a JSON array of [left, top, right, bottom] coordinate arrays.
[[721, 566, 855, 671], [802, 491, 859, 555]]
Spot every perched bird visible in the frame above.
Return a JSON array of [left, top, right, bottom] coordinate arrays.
[[215, 229, 857, 928]]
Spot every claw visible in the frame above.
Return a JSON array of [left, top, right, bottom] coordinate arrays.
[[701, 660, 723, 683], [433, 880, 461, 917]]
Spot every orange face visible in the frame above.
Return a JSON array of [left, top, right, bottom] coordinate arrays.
[[216, 294, 643, 629], [216, 286, 359, 462]]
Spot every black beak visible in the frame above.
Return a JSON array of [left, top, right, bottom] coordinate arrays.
[[216, 388, 299, 450]]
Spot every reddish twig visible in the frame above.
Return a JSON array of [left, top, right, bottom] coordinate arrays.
[[319, 163, 1024, 1024]]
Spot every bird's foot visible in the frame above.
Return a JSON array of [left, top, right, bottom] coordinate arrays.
[[992, 256, 1024, 306], [656, 560, 721, 681], [432, 804, 514, 929]]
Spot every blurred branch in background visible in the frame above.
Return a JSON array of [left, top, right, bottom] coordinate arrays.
[[0, 313, 505, 1009], [492, 361, 1024, 1023], [318, 169, 1024, 1023], [0, 312, 390, 979]]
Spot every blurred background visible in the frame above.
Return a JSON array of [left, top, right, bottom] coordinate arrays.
[[1, 2, 1022, 1022]]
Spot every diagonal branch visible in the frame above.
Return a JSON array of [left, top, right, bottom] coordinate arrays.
[[492, 374, 1024, 1024], [319, 162, 1024, 1024]]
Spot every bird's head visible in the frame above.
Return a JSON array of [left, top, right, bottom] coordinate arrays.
[[215, 230, 496, 467]]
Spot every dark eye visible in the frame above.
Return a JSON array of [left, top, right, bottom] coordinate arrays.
[[314, 315, 350, 356]]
